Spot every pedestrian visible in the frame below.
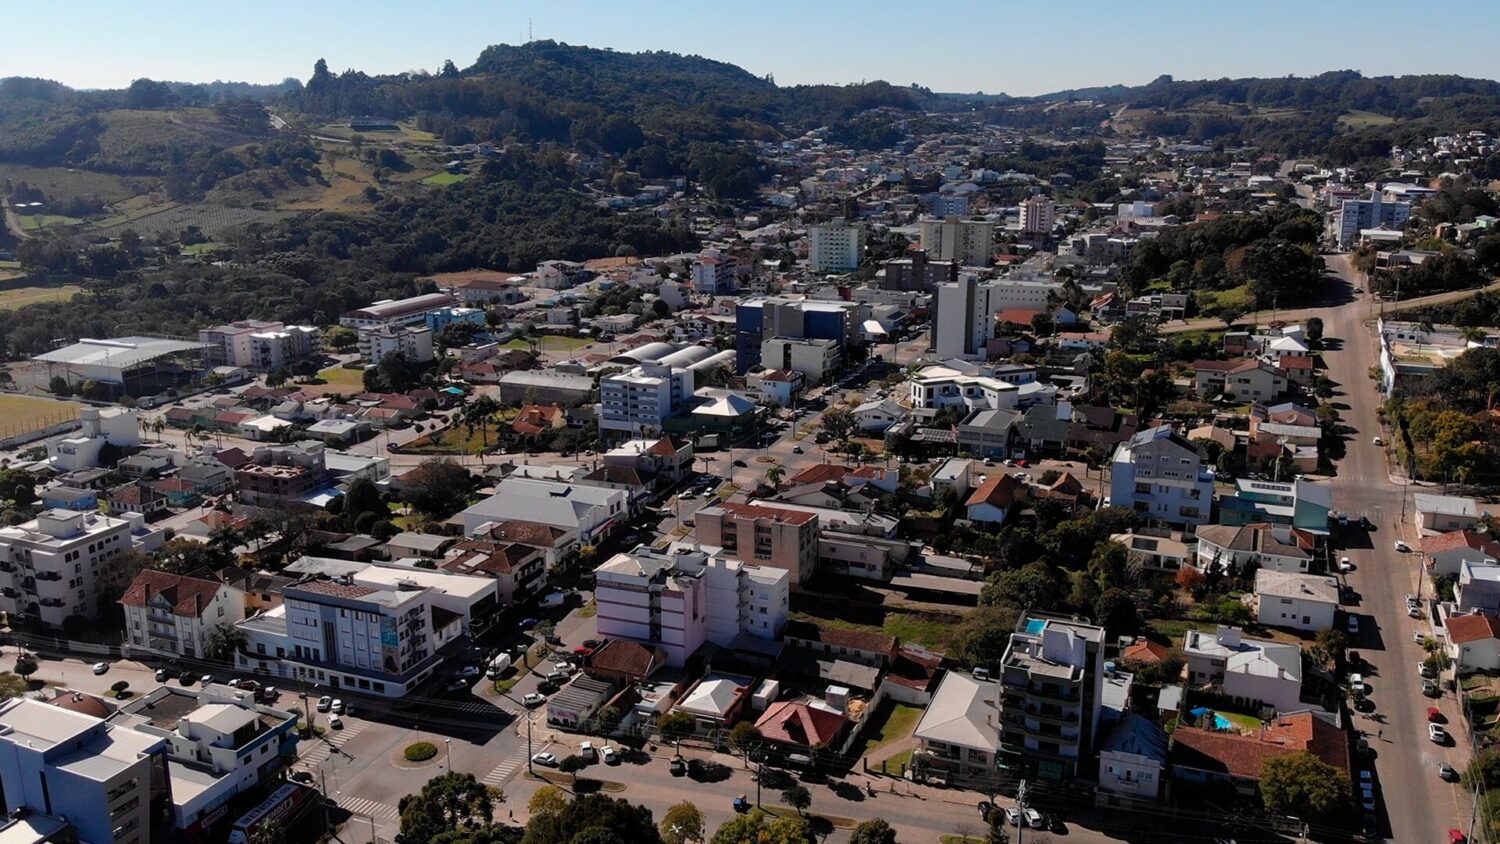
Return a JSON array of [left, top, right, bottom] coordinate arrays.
[[1377, 728, 1383, 739]]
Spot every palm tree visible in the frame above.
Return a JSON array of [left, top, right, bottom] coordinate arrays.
[[764, 464, 785, 489], [204, 624, 247, 662], [207, 524, 241, 558]]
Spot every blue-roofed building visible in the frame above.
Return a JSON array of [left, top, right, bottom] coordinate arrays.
[[1098, 713, 1170, 801]]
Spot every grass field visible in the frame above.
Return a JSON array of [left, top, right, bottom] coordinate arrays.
[[0, 165, 147, 206], [181, 242, 227, 256], [421, 172, 470, 186], [313, 121, 440, 145], [502, 335, 593, 352], [790, 608, 962, 651], [0, 395, 82, 440], [0, 285, 80, 309], [16, 214, 84, 232], [857, 702, 924, 760], [1339, 110, 1397, 128], [312, 365, 369, 395], [1196, 284, 1256, 317]]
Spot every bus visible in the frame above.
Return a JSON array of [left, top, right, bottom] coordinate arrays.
[[226, 783, 316, 844]]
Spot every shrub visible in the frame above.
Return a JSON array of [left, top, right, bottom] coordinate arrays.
[[404, 742, 438, 762], [559, 754, 587, 773]]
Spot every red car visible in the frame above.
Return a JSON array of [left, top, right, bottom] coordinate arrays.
[[1449, 829, 1467, 844], [1429, 707, 1445, 723]]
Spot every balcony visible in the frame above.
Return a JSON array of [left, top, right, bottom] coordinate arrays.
[[1023, 705, 1079, 725], [1025, 683, 1080, 703]]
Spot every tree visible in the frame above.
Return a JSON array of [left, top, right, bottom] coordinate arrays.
[[397, 772, 495, 844], [763, 464, 785, 489], [952, 604, 1021, 669], [780, 784, 811, 816], [820, 407, 855, 443], [709, 814, 814, 844], [325, 326, 358, 351], [404, 459, 476, 518], [1174, 566, 1207, 594], [658, 711, 697, 743], [660, 802, 706, 844], [1464, 748, 1500, 790], [1093, 588, 1141, 636], [848, 818, 897, 844], [982, 562, 1065, 613], [1304, 316, 1324, 344], [250, 819, 285, 844], [13, 655, 37, 682], [559, 754, 587, 773], [0, 470, 37, 507], [521, 794, 662, 844], [204, 623, 248, 662], [1217, 304, 1246, 329], [728, 722, 761, 761], [0, 673, 27, 701], [343, 475, 385, 530], [528, 785, 569, 819], [1259, 751, 1349, 820]]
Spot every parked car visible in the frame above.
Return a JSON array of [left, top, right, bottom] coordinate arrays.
[[180, 670, 196, 685], [1414, 630, 1429, 645], [670, 757, 687, 776], [331, 699, 345, 714], [316, 695, 333, 712], [455, 664, 481, 679], [1024, 808, 1044, 829], [1347, 615, 1360, 634], [1394, 540, 1411, 553], [522, 693, 546, 707], [519, 618, 538, 630], [155, 668, 169, 682], [328, 714, 344, 730], [531, 752, 558, 767], [1420, 662, 1436, 679], [1450, 829, 1468, 844], [791, 446, 804, 454], [1349, 673, 1367, 694], [1424, 679, 1441, 697], [1338, 556, 1353, 572], [1440, 762, 1459, 781], [580, 741, 597, 762], [91, 662, 109, 675], [200, 674, 214, 685], [1372, 436, 1384, 446], [601, 745, 618, 765], [1430, 723, 1448, 743], [544, 670, 570, 685], [260, 686, 278, 702], [540, 591, 566, 609], [444, 677, 472, 692], [290, 770, 316, 784], [1003, 807, 1022, 827]]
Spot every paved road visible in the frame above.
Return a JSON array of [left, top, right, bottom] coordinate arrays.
[[1160, 277, 1500, 335], [1319, 253, 1472, 841]]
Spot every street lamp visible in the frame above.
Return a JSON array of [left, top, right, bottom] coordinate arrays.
[[443, 738, 452, 772]]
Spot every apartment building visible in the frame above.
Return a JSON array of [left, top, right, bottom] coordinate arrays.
[[120, 569, 245, 659], [599, 363, 695, 436], [198, 320, 318, 370], [111, 685, 300, 837], [0, 509, 161, 628], [932, 273, 1003, 359], [1335, 191, 1412, 248], [918, 217, 995, 267], [908, 364, 1020, 414], [234, 576, 443, 697], [1109, 426, 1214, 528], [691, 252, 734, 293], [235, 441, 328, 510], [693, 501, 818, 586], [1021, 195, 1056, 235], [880, 249, 958, 292], [593, 546, 789, 667], [0, 698, 168, 844], [359, 324, 434, 363], [996, 613, 1107, 780], [441, 539, 548, 607], [808, 218, 864, 273], [760, 336, 840, 385], [734, 297, 856, 373]]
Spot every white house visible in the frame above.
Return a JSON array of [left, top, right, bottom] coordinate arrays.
[[120, 570, 245, 659], [1423, 530, 1500, 578], [1098, 713, 1170, 801], [1194, 523, 1314, 574], [964, 473, 1027, 524], [853, 398, 906, 432], [1184, 626, 1305, 713], [1457, 562, 1500, 615], [1415, 493, 1481, 533], [1254, 570, 1339, 633], [1448, 613, 1500, 674]]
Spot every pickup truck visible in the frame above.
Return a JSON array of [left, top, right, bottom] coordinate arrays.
[[732, 795, 751, 813]]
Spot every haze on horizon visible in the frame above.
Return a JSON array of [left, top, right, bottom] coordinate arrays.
[[6, 0, 1500, 96]]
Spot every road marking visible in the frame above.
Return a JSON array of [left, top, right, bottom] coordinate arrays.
[[485, 741, 549, 786], [295, 721, 366, 768], [336, 794, 400, 822]]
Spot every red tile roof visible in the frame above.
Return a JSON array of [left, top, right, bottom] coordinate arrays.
[[293, 579, 378, 599], [966, 473, 1026, 509], [1422, 530, 1500, 558], [118, 570, 223, 617], [1122, 639, 1170, 664], [586, 640, 665, 679], [446, 540, 542, 576], [714, 501, 818, 526], [1172, 712, 1350, 780], [1448, 613, 1500, 644], [789, 464, 850, 486], [754, 700, 847, 748], [995, 308, 1041, 326]]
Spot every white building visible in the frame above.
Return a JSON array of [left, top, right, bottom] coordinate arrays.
[[912, 670, 1001, 784], [1184, 626, 1305, 713], [198, 320, 319, 370], [234, 576, 444, 697], [1098, 713, 1170, 801], [1335, 192, 1412, 248], [760, 337, 840, 385], [0, 698, 164, 844], [918, 217, 995, 267], [908, 364, 1019, 413], [747, 368, 803, 407], [339, 292, 459, 330], [48, 406, 140, 471], [987, 278, 1066, 312], [593, 545, 788, 667], [359, 324, 434, 363], [459, 479, 626, 544], [1193, 523, 1314, 574], [599, 363, 694, 436], [0, 509, 164, 628], [933, 274, 998, 359], [1254, 570, 1339, 632], [808, 219, 864, 273], [1110, 426, 1214, 528], [691, 253, 734, 293], [120, 570, 245, 659], [1021, 195, 1055, 235]]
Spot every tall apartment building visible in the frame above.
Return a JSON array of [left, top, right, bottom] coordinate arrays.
[[760, 336, 840, 385], [359, 324, 434, 363], [932, 273, 999, 359], [120, 569, 245, 659], [996, 612, 1106, 780], [234, 576, 443, 697], [808, 219, 864, 273], [339, 292, 460, 330], [0, 509, 157, 628], [1335, 191, 1412, 248], [1021, 195, 1056, 235], [0, 698, 168, 844], [593, 545, 789, 667], [881, 249, 958, 292], [1110, 425, 1214, 528], [599, 363, 695, 436], [919, 217, 995, 267], [198, 320, 318, 370], [691, 252, 734, 293], [734, 298, 857, 373], [693, 501, 818, 587]]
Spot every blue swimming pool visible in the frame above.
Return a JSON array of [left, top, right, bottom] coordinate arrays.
[[1024, 619, 1047, 635], [1188, 706, 1233, 731]]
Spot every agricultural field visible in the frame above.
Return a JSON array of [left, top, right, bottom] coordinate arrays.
[[421, 172, 469, 186], [16, 214, 84, 232], [0, 165, 149, 206], [0, 394, 83, 441], [312, 120, 440, 145], [89, 202, 292, 239], [1338, 109, 1397, 128], [0, 285, 81, 310]]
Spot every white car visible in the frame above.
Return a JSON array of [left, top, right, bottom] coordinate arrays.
[[522, 692, 546, 707], [1394, 540, 1411, 553], [540, 591, 566, 609], [1003, 807, 1022, 826], [328, 714, 344, 730], [532, 752, 558, 767], [331, 699, 345, 714], [1339, 556, 1353, 572], [601, 745, 618, 764], [1024, 808, 1045, 829], [1414, 631, 1429, 645], [580, 741, 596, 762], [1347, 615, 1360, 634], [1372, 436, 1383, 446], [316, 695, 333, 712], [91, 662, 109, 675], [1349, 673, 1368, 694], [1429, 723, 1448, 743]]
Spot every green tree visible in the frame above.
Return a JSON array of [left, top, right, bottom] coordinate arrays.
[[0, 673, 27, 701], [204, 623, 248, 662], [397, 772, 496, 844], [660, 802, 706, 844], [820, 407, 855, 442], [520, 794, 662, 844], [728, 721, 762, 761], [404, 458, 476, 518], [1093, 588, 1142, 636], [709, 814, 813, 844], [527, 785, 569, 819], [658, 711, 697, 743], [325, 326, 358, 351], [780, 784, 811, 816], [982, 562, 1065, 612], [952, 604, 1021, 669], [1259, 751, 1349, 820], [250, 819, 285, 844], [1464, 748, 1500, 790], [13, 654, 37, 682], [343, 476, 385, 530], [848, 818, 897, 844]]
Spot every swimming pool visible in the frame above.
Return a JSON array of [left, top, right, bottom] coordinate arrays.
[[1188, 706, 1233, 731], [1024, 619, 1047, 635]]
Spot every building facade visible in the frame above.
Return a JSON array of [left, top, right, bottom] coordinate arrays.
[[1110, 426, 1214, 528], [120, 570, 245, 658], [919, 217, 995, 267], [693, 501, 818, 586], [808, 219, 864, 273], [996, 613, 1106, 781]]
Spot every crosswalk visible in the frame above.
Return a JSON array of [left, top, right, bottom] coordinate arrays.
[[483, 741, 548, 787], [295, 721, 367, 769], [336, 793, 400, 823]]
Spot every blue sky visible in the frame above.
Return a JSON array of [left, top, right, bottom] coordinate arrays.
[[6, 0, 1500, 95]]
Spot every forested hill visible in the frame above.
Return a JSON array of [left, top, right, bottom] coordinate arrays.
[[280, 40, 945, 147], [1035, 70, 1500, 114]]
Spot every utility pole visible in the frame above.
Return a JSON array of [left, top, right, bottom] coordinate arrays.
[[1015, 778, 1028, 844], [526, 710, 534, 773]]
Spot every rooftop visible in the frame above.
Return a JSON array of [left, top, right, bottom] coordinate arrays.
[[913, 671, 1001, 752], [33, 336, 209, 369]]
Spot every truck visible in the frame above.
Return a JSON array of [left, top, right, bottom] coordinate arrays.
[[486, 653, 513, 679]]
